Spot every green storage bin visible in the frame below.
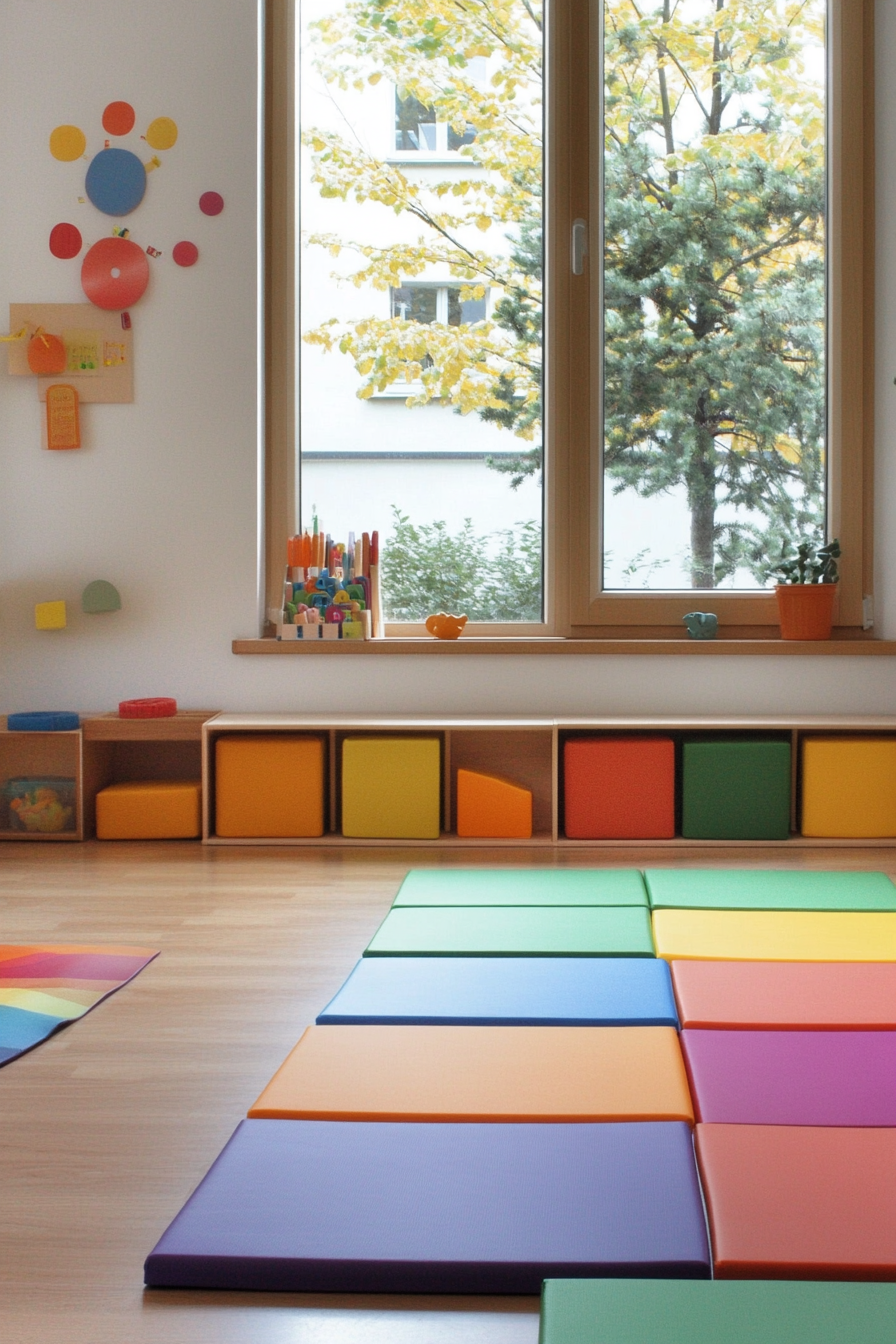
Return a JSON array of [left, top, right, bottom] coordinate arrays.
[[681, 739, 791, 840]]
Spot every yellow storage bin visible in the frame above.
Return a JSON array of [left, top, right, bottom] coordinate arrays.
[[801, 736, 896, 838], [96, 780, 201, 840], [341, 736, 441, 839], [215, 734, 325, 838]]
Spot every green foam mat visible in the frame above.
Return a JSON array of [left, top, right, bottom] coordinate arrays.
[[365, 905, 655, 957], [393, 869, 647, 907], [645, 869, 896, 911], [539, 1279, 896, 1344]]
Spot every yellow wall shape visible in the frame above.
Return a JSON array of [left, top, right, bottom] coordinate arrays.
[[34, 601, 67, 630]]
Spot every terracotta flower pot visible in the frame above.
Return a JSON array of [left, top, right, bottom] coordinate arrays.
[[775, 583, 836, 640]]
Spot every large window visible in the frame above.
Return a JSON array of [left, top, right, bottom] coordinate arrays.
[[293, 0, 545, 628], [265, 0, 873, 638], [602, 0, 827, 594], [567, 0, 873, 633]]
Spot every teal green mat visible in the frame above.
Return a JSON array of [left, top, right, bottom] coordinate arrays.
[[645, 868, 896, 911], [365, 905, 655, 957], [393, 869, 647, 907], [540, 1279, 896, 1344]]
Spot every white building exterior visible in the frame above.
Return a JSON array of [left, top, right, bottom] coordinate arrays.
[[298, 2, 543, 556]]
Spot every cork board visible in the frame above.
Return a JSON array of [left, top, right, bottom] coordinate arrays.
[[8, 304, 133, 403]]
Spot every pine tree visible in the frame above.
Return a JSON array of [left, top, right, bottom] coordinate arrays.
[[602, 0, 826, 586]]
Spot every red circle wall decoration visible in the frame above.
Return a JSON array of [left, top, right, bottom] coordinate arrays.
[[81, 236, 150, 309], [102, 101, 137, 136], [49, 222, 82, 259], [172, 240, 199, 267]]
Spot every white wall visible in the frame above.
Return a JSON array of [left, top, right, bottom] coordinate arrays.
[[0, 0, 894, 718]]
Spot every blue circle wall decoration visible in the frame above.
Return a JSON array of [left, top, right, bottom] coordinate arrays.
[[85, 147, 146, 216]]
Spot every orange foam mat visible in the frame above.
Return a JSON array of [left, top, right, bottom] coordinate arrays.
[[673, 961, 896, 1030], [249, 1024, 695, 1123], [695, 1123, 896, 1280]]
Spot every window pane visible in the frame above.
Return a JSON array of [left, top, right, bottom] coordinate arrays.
[[299, 0, 544, 622], [447, 120, 477, 151], [601, 0, 827, 591], [460, 293, 488, 324], [391, 286, 439, 324], [395, 90, 436, 151]]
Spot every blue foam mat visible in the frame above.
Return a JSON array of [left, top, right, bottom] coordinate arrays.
[[317, 956, 679, 1026]]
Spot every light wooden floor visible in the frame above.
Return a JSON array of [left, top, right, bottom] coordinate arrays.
[[1, 842, 894, 1344]]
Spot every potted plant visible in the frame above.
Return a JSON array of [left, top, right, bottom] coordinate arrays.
[[768, 538, 841, 640]]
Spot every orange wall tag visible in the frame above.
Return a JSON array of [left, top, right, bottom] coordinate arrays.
[[46, 384, 81, 450]]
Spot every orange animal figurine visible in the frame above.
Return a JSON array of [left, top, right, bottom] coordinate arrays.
[[425, 612, 468, 640]]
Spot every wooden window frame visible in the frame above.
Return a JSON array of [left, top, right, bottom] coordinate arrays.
[[259, 0, 874, 645], [564, 0, 875, 636]]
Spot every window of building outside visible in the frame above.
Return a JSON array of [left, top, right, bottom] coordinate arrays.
[[288, 0, 870, 637], [370, 285, 490, 395], [394, 84, 480, 154]]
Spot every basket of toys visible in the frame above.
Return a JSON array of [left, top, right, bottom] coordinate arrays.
[[4, 777, 76, 833]]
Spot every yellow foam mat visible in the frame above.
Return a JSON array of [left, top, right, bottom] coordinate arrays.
[[652, 908, 896, 962]]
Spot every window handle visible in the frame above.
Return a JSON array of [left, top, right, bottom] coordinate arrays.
[[571, 218, 588, 276]]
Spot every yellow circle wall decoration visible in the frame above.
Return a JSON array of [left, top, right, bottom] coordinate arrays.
[[145, 116, 178, 151], [49, 124, 87, 161]]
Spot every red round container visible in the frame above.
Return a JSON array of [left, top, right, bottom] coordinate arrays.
[[118, 697, 177, 719]]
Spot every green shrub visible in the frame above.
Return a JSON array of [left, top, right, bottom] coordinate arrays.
[[381, 506, 542, 622]]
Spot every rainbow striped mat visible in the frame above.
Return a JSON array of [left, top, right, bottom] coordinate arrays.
[[0, 944, 158, 1065]]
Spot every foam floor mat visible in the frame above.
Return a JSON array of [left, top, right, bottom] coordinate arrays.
[[645, 870, 896, 912], [318, 955, 679, 1026], [145, 1119, 710, 1292], [365, 905, 656, 957], [249, 1025, 694, 1123], [392, 869, 648, 906], [671, 960, 896, 1030], [540, 1279, 896, 1344], [682, 1029, 896, 1126]]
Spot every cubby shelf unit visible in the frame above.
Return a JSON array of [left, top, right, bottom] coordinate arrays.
[[83, 711, 216, 839], [0, 720, 84, 841], [0, 712, 217, 841], [202, 714, 896, 849]]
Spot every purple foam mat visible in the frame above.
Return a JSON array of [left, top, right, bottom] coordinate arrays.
[[682, 1029, 896, 1126], [145, 1119, 710, 1293]]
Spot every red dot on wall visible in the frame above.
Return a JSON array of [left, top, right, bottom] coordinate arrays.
[[199, 191, 224, 216], [81, 236, 150, 310], [103, 101, 136, 136], [172, 240, 199, 267], [49, 222, 83, 259]]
